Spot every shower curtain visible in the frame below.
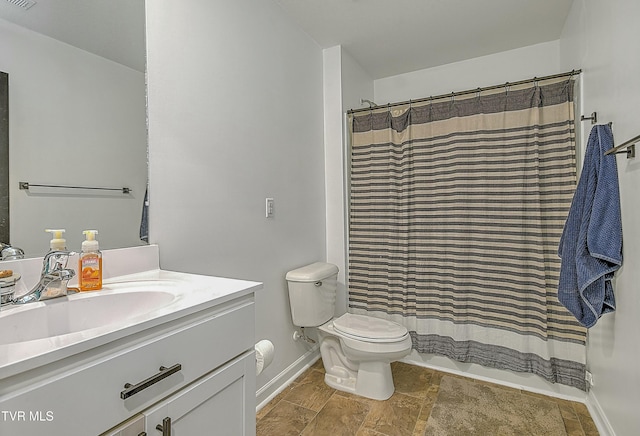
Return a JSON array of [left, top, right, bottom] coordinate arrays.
[[348, 79, 587, 390]]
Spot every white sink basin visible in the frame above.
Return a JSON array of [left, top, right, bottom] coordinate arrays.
[[0, 289, 176, 345], [0, 267, 262, 380]]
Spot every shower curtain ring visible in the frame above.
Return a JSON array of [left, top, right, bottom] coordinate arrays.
[[504, 82, 510, 96]]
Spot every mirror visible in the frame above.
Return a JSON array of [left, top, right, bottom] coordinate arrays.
[[0, 0, 147, 257]]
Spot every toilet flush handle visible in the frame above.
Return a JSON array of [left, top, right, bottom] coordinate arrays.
[[315, 281, 322, 287]]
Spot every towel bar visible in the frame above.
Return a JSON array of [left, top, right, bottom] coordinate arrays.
[[604, 133, 639, 159], [19, 182, 131, 194], [580, 112, 597, 124]]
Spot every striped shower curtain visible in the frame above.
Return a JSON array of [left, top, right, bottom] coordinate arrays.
[[348, 79, 587, 390]]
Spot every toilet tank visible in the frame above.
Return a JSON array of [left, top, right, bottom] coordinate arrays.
[[286, 262, 339, 327]]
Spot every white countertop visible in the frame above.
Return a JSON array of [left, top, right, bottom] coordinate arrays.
[[0, 249, 262, 380]]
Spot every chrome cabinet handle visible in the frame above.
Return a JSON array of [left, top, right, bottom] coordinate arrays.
[[156, 417, 171, 436], [120, 364, 182, 400]]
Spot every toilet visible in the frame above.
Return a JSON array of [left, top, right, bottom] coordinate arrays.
[[286, 262, 412, 400]]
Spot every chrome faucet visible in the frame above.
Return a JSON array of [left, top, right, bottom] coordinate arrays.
[[0, 242, 25, 261], [13, 250, 77, 305]]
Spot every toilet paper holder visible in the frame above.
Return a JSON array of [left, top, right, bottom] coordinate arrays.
[[255, 339, 275, 376]]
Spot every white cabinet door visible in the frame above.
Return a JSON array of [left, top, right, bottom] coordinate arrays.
[[144, 350, 256, 436]]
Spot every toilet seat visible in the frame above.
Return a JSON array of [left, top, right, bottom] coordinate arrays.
[[332, 313, 408, 343]]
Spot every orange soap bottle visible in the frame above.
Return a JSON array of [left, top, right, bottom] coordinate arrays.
[[79, 230, 102, 291]]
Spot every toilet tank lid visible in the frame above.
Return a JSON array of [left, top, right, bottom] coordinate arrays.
[[286, 262, 339, 282]]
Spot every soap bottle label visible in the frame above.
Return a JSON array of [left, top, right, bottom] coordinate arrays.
[[79, 254, 102, 291]]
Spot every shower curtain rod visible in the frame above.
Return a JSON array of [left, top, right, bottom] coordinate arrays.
[[348, 69, 582, 114]]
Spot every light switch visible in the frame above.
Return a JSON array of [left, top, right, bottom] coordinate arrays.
[[266, 198, 274, 218]]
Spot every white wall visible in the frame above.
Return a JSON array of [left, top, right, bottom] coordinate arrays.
[[560, 1, 640, 434], [323, 46, 374, 316], [375, 40, 562, 104], [145, 0, 326, 403], [322, 46, 349, 316], [341, 48, 375, 113], [0, 18, 147, 255]]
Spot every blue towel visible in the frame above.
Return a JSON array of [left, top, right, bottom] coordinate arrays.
[[558, 124, 622, 328]]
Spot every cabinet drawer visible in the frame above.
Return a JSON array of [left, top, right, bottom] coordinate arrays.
[[144, 351, 256, 436], [0, 297, 254, 436]]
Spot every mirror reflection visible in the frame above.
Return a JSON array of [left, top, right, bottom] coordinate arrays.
[[0, 0, 147, 257]]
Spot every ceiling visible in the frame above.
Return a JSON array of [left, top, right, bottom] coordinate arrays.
[[0, 0, 145, 72], [0, 0, 574, 79], [274, 0, 575, 79]]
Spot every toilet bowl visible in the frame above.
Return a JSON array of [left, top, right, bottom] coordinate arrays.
[[286, 262, 412, 400], [317, 313, 411, 400]]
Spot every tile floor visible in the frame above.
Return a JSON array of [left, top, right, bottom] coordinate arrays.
[[256, 360, 599, 436]]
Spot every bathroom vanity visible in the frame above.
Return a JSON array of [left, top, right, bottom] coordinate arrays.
[[0, 246, 261, 435]]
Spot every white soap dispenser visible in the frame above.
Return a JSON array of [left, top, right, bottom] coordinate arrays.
[[45, 229, 67, 251]]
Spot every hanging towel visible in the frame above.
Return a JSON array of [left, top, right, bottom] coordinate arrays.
[[558, 124, 622, 328], [139, 186, 149, 242]]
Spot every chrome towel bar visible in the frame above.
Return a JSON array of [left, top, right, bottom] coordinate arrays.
[[605, 132, 638, 159], [19, 181, 131, 194]]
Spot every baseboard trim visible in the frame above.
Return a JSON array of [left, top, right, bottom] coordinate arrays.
[[400, 356, 585, 403], [586, 389, 615, 436], [256, 346, 320, 411]]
